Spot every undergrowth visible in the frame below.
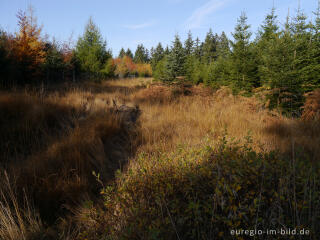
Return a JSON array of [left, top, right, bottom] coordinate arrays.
[[84, 134, 320, 240]]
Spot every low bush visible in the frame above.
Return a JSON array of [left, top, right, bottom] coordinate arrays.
[[93, 135, 320, 239]]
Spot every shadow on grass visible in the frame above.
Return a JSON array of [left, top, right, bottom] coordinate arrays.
[[0, 92, 141, 225], [93, 138, 320, 240], [263, 118, 320, 161]]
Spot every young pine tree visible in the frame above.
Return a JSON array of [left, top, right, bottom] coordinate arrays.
[[165, 34, 186, 82], [303, 0, 320, 89], [43, 40, 65, 82], [75, 17, 109, 78], [125, 48, 134, 59], [261, 10, 299, 112], [193, 37, 202, 60], [202, 29, 217, 64], [134, 44, 147, 63], [257, 7, 280, 88], [184, 30, 194, 56], [230, 12, 258, 91], [118, 48, 126, 58], [283, 7, 311, 112], [291, 5, 317, 92], [216, 31, 230, 58], [164, 45, 170, 56], [151, 42, 164, 70]]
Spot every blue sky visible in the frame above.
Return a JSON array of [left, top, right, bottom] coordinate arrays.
[[0, 0, 318, 56]]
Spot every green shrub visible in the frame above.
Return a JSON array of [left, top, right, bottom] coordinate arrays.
[[153, 57, 169, 82], [101, 58, 115, 78], [98, 135, 320, 239]]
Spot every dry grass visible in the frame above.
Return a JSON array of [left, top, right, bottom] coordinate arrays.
[[0, 172, 43, 240], [0, 84, 140, 235], [1, 78, 320, 239], [127, 84, 320, 159], [302, 89, 320, 121]]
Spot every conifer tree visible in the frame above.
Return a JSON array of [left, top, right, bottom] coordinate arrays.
[[193, 37, 202, 59], [291, 6, 314, 93], [150, 47, 155, 61], [257, 7, 280, 87], [202, 29, 217, 63], [118, 48, 126, 58], [75, 17, 108, 77], [184, 55, 204, 84], [260, 9, 298, 112], [43, 40, 64, 82], [14, 7, 45, 83], [184, 31, 194, 56], [304, 0, 320, 89], [258, 7, 279, 40], [125, 48, 133, 59], [151, 42, 164, 70], [230, 12, 258, 90], [165, 34, 186, 81], [145, 48, 150, 63], [134, 44, 148, 63], [164, 45, 170, 56], [216, 31, 230, 58]]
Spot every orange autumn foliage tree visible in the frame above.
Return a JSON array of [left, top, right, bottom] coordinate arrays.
[[114, 56, 136, 77], [113, 56, 152, 78], [136, 63, 152, 77], [0, 7, 77, 86], [13, 7, 45, 83]]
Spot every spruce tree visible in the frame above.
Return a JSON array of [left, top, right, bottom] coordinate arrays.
[[184, 31, 194, 56], [230, 12, 258, 90], [151, 42, 164, 70], [291, 6, 315, 93], [118, 48, 126, 58], [257, 7, 280, 87], [260, 10, 298, 112], [165, 34, 186, 81], [304, 0, 320, 89], [125, 48, 133, 59], [278, 6, 310, 112], [217, 31, 230, 58], [43, 41, 64, 82], [202, 29, 217, 63], [145, 48, 150, 63], [75, 17, 108, 77], [258, 7, 279, 40], [164, 45, 170, 56], [134, 44, 147, 63], [193, 37, 202, 60]]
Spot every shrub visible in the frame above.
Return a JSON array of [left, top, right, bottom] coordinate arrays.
[[153, 57, 168, 82], [136, 63, 152, 77], [101, 58, 116, 78], [98, 135, 320, 239], [114, 56, 152, 78]]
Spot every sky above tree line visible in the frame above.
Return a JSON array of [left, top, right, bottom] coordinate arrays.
[[0, 0, 318, 55]]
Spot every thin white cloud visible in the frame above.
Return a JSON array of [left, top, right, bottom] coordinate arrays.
[[123, 21, 156, 30], [167, 0, 184, 3], [185, 0, 228, 29]]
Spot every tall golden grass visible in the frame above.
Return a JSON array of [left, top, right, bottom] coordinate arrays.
[[0, 78, 319, 239]]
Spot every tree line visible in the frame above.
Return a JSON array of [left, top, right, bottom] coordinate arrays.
[[151, 5, 320, 114], [1, 4, 319, 113], [0, 7, 151, 87]]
